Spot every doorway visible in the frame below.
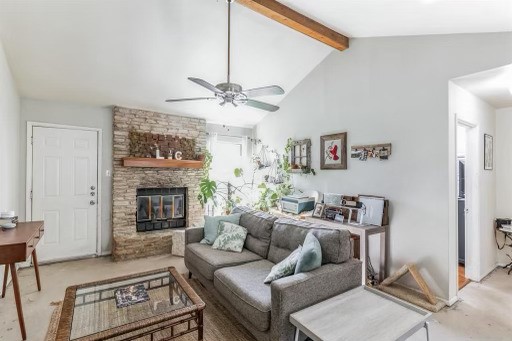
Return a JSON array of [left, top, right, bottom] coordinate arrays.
[[456, 121, 476, 291], [456, 123, 470, 289], [27, 123, 101, 262]]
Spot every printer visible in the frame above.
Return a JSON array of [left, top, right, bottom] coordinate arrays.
[[280, 195, 316, 214]]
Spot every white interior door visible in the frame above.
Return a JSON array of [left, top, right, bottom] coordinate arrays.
[[32, 127, 98, 262]]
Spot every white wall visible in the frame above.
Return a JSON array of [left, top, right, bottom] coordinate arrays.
[[450, 83, 497, 282], [495, 107, 512, 265], [256, 32, 512, 301], [19, 99, 113, 254], [0, 38, 20, 289]]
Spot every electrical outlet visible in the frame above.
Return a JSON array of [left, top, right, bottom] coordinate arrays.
[[106, 170, 111, 177]]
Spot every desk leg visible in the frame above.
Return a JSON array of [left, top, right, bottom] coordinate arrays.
[[10, 263, 26, 340], [424, 321, 430, 341], [294, 328, 299, 341], [361, 230, 368, 285], [32, 249, 41, 291], [2, 264, 8, 298], [379, 230, 387, 283]]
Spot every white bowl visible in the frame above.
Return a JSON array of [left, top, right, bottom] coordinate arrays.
[[1, 223, 16, 229], [0, 211, 15, 218]]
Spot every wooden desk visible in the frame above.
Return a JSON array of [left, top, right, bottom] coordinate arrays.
[[0, 221, 44, 340]]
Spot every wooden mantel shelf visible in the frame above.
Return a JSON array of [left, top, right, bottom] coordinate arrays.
[[122, 157, 203, 169]]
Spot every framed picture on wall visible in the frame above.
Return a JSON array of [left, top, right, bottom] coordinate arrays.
[[320, 133, 347, 169], [484, 134, 493, 170]]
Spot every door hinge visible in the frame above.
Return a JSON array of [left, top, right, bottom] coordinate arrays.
[[29, 189, 33, 200], [30, 136, 33, 145]]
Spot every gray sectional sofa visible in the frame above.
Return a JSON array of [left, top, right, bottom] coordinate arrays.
[[184, 206, 362, 341]]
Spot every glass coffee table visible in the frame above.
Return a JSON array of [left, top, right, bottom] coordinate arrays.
[[55, 267, 205, 341]]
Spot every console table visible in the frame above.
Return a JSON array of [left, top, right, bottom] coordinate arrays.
[[307, 217, 388, 285], [0, 221, 44, 340]]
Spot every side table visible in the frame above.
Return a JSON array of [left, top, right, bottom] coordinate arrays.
[[0, 221, 45, 340], [290, 286, 431, 341]]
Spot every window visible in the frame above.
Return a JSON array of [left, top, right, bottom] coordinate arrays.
[[210, 135, 246, 182]]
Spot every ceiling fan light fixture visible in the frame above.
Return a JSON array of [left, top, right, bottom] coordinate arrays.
[[165, 1, 285, 112]]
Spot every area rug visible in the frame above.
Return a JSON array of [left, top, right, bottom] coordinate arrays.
[[44, 278, 256, 341]]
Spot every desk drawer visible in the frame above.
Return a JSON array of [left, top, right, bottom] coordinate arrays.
[[25, 225, 44, 259]]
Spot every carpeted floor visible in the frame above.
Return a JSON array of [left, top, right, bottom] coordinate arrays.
[[44, 278, 256, 341]]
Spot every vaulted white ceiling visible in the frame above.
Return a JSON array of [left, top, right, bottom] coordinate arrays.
[[0, 0, 332, 127], [280, 0, 512, 37], [1, 0, 511, 126]]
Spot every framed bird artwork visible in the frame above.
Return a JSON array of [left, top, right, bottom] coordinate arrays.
[[320, 132, 347, 169]]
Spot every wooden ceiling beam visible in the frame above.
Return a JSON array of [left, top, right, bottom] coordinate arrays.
[[236, 0, 349, 51]]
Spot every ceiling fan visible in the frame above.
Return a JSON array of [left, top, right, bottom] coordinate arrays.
[[165, 0, 285, 112]]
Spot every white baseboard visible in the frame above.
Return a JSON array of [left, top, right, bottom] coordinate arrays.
[[446, 296, 459, 306]]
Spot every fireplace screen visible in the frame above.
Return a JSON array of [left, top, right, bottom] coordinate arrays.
[[136, 187, 187, 232], [137, 196, 151, 221], [173, 195, 184, 218]]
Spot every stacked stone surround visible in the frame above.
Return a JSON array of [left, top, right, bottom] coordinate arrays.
[[112, 106, 206, 261]]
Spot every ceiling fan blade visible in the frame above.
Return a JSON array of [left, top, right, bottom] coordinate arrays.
[[244, 99, 280, 112], [243, 85, 285, 98], [165, 97, 216, 103], [188, 77, 224, 94]]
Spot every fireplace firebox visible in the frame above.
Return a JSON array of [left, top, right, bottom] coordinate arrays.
[[136, 187, 187, 232]]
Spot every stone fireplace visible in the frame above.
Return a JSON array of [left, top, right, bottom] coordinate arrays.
[[112, 106, 206, 261]]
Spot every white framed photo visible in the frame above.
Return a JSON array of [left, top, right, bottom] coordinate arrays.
[[312, 203, 325, 218]]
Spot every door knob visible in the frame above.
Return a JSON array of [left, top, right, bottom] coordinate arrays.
[[91, 186, 96, 190], [90, 200, 96, 205], [91, 192, 96, 196]]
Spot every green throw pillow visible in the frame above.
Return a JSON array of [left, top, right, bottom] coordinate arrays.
[[200, 213, 242, 245], [211, 221, 248, 253], [264, 246, 302, 284], [295, 232, 322, 274]]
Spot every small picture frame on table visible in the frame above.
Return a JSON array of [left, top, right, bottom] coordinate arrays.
[[312, 203, 325, 218], [334, 213, 344, 223]]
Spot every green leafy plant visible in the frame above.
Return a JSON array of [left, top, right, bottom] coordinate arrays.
[[198, 151, 256, 213], [197, 150, 216, 207]]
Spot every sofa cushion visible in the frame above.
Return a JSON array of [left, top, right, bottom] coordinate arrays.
[[185, 243, 262, 280], [264, 245, 301, 284], [214, 260, 274, 332], [268, 218, 352, 265], [212, 221, 248, 252], [201, 213, 242, 245], [232, 206, 277, 258], [295, 232, 322, 274]]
